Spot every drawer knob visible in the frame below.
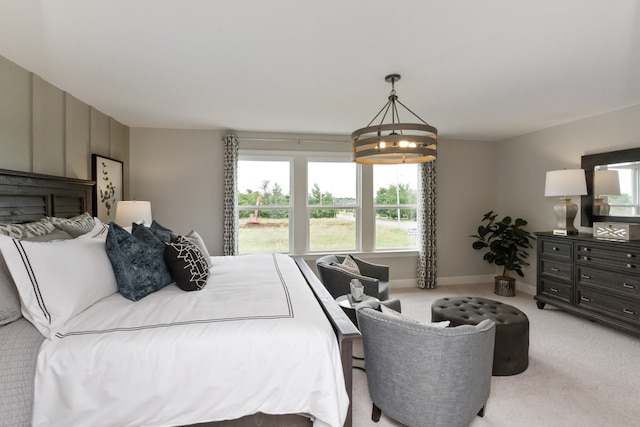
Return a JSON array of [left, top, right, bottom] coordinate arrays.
[[581, 274, 592, 279], [583, 256, 590, 261], [552, 247, 559, 251], [582, 247, 590, 252], [627, 264, 635, 269], [622, 283, 638, 290], [627, 253, 634, 258], [550, 287, 560, 293], [550, 267, 560, 272], [623, 309, 638, 316], [581, 296, 593, 303]]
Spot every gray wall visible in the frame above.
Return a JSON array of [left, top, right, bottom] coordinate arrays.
[[0, 54, 129, 194], [129, 128, 499, 287], [494, 105, 640, 292], [129, 106, 640, 291], [6, 51, 640, 293], [129, 128, 225, 255]]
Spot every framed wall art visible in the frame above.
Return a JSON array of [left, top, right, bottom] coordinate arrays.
[[92, 154, 124, 224]]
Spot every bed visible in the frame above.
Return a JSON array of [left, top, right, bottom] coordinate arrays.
[[0, 168, 359, 427]]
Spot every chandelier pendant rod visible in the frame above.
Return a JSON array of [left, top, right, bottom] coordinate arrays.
[[395, 99, 430, 126], [365, 100, 392, 128]]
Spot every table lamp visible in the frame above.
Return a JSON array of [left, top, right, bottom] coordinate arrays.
[[114, 200, 152, 227], [544, 169, 587, 235], [593, 169, 620, 215]]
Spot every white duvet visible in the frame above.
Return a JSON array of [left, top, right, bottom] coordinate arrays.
[[33, 253, 348, 427]]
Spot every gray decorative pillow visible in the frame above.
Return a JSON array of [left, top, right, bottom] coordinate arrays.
[[48, 213, 96, 237], [0, 219, 55, 239], [164, 236, 210, 291], [132, 220, 172, 244], [184, 230, 212, 268], [0, 238, 21, 325], [22, 228, 74, 242], [105, 223, 173, 302], [380, 304, 450, 327], [331, 255, 360, 275]]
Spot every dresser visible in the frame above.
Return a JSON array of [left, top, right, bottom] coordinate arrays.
[[535, 232, 640, 336]]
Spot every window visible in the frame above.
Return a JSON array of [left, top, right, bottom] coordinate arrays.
[[237, 159, 291, 254], [236, 148, 419, 255], [606, 165, 640, 216], [308, 161, 357, 252], [373, 164, 418, 250]]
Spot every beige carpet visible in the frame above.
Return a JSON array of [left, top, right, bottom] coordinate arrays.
[[350, 284, 640, 427]]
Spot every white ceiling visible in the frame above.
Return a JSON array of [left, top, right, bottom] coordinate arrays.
[[1, 0, 640, 141]]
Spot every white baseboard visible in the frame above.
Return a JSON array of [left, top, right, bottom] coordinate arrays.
[[393, 275, 536, 296]]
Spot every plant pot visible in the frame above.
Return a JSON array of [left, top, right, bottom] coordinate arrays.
[[494, 276, 516, 297]]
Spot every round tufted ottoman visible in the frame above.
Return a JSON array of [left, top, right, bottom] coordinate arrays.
[[431, 296, 529, 376]]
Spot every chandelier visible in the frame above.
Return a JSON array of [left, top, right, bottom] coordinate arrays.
[[351, 74, 437, 164]]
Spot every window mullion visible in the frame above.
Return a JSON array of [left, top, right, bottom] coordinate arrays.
[[360, 164, 374, 252], [292, 155, 307, 255]]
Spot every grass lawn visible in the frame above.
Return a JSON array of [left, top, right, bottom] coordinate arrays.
[[239, 217, 416, 253]]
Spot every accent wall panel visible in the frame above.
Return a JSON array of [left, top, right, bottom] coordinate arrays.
[[65, 93, 91, 180], [32, 75, 65, 176], [90, 107, 110, 157], [109, 120, 130, 198], [0, 55, 31, 172]]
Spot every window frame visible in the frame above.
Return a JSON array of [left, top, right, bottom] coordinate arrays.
[[372, 163, 419, 251], [237, 154, 294, 254], [306, 158, 359, 254], [236, 147, 419, 255]]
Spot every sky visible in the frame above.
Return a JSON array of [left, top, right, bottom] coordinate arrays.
[[237, 161, 417, 198]]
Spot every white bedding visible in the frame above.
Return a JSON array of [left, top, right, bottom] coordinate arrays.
[[33, 253, 348, 427]]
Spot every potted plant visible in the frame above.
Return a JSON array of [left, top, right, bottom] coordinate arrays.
[[471, 211, 534, 296]]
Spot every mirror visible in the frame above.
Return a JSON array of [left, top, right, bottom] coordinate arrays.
[[581, 148, 640, 227]]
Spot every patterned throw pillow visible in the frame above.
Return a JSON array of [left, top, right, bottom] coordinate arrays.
[[48, 212, 95, 237], [184, 230, 212, 268], [331, 255, 361, 275], [0, 219, 55, 239], [105, 223, 173, 301], [22, 228, 74, 242], [164, 236, 210, 291], [380, 304, 450, 328]]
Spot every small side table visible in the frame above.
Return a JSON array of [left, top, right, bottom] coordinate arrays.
[[336, 294, 378, 327]]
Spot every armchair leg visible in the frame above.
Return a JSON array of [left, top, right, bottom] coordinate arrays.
[[477, 405, 486, 417], [372, 403, 381, 422]]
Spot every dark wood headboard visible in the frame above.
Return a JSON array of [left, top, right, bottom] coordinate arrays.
[[0, 169, 95, 223]]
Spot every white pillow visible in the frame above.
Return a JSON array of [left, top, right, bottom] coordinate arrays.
[[76, 218, 109, 239], [380, 304, 450, 328], [184, 230, 212, 268], [0, 236, 118, 338]]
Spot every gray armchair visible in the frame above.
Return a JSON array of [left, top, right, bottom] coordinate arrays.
[[315, 255, 389, 301], [355, 300, 495, 427]]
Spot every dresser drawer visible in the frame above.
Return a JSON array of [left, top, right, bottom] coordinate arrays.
[[576, 243, 640, 272], [577, 266, 640, 298], [539, 279, 572, 303], [577, 286, 640, 326], [540, 239, 572, 259], [540, 258, 572, 281]]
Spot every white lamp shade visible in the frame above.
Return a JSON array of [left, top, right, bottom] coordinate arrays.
[[544, 169, 587, 197], [114, 201, 152, 226], [594, 169, 621, 196]]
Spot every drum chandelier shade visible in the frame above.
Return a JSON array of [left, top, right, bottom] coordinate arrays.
[[351, 74, 437, 164]]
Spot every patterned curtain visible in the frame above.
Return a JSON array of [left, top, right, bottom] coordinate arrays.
[[222, 134, 239, 256], [417, 160, 437, 288]]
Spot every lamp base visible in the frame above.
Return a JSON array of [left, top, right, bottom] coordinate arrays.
[[593, 197, 610, 216], [553, 197, 579, 235], [553, 228, 577, 236]]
